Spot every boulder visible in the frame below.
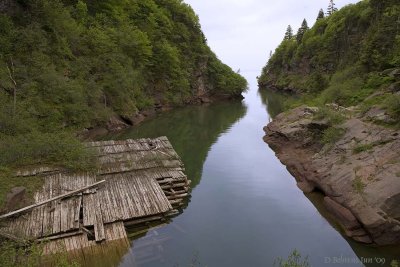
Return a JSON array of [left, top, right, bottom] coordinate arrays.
[[106, 115, 129, 132], [121, 113, 146, 126], [4, 187, 27, 212], [364, 106, 395, 124]]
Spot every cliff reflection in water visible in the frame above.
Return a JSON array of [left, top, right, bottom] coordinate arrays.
[[108, 100, 247, 189], [258, 88, 292, 118]]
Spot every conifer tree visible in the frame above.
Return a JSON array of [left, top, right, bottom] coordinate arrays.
[[317, 9, 325, 20], [284, 25, 293, 40], [327, 0, 338, 16], [296, 19, 309, 43]]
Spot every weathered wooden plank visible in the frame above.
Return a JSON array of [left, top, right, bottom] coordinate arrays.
[[36, 230, 83, 242], [52, 201, 61, 234], [127, 176, 145, 218], [0, 180, 105, 220], [93, 194, 105, 242], [60, 199, 68, 232], [131, 176, 148, 217]]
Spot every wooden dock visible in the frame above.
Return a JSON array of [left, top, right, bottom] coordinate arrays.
[[0, 136, 190, 255]]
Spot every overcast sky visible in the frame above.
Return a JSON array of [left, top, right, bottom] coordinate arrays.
[[184, 0, 360, 83]]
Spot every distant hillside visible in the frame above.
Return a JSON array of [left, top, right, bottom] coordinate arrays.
[[0, 0, 247, 134], [258, 0, 399, 121]]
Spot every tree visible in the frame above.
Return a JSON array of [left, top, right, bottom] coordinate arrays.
[[296, 19, 309, 43], [327, 0, 338, 16], [317, 9, 325, 20], [284, 25, 293, 40]]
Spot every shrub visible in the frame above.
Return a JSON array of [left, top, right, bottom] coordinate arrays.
[[352, 176, 366, 193], [0, 131, 97, 171], [0, 241, 80, 267], [322, 127, 345, 145], [314, 107, 345, 125], [353, 143, 374, 154], [320, 76, 367, 107], [274, 250, 310, 267], [383, 94, 400, 121]]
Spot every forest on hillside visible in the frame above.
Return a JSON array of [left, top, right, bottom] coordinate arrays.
[[0, 0, 247, 172], [258, 0, 400, 122]]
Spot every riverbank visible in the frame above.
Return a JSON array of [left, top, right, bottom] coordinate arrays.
[[80, 94, 245, 140], [263, 105, 400, 245]]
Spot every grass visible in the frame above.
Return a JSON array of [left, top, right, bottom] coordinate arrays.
[[314, 107, 345, 125], [353, 143, 374, 154], [0, 131, 98, 172], [321, 127, 346, 145], [0, 169, 44, 211], [352, 176, 366, 194], [383, 94, 400, 120], [0, 240, 80, 267]]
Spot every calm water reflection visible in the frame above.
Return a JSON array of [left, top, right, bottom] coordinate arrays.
[[258, 88, 289, 118], [106, 80, 398, 267]]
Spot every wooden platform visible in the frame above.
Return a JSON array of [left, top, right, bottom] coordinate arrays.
[[0, 136, 190, 256]]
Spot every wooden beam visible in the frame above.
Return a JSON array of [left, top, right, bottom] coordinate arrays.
[[80, 225, 94, 237], [166, 193, 188, 200], [36, 230, 83, 242], [0, 180, 106, 220]]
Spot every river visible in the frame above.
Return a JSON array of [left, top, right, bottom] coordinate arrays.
[[105, 77, 399, 267]]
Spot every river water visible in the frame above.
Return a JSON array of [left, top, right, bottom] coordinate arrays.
[[106, 77, 399, 267]]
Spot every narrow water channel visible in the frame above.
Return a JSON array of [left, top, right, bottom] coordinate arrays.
[[107, 77, 399, 267]]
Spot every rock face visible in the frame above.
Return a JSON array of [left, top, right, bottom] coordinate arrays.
[[263, 106, 400, 245]]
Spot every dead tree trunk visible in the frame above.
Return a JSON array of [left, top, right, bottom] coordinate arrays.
[[6, 57, 17, 117]]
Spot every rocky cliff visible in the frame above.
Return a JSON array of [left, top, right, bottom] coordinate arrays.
[[264, 106, 400, 245]]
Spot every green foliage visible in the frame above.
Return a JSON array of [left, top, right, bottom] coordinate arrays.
[[314, 107, 345, 125], [0, 131, 97, 171], [353, 143, 374, 154], [352, 176, 366, 193], [391, 260, 399, 267], [0, 0, 246, 135], [327, 0, 338, 16], [259, 0, 400, 115], [296, 19, 309, 43], [316, 9, 325, 21], [321, 127, 345, 145], [383, 94, 400, 119], [284, 25, 294, 40], [274, 250, 310, 267], [0, 0, 246, 194], [319, 67, 370, 106], [0, 241, 80, 267]]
